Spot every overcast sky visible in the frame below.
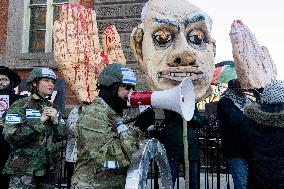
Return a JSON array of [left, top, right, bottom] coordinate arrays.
[[188, 0, 284, 80]]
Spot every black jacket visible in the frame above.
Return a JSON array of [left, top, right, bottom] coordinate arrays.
[[217, 96, 250, 158], [244, 104, 284, 189]]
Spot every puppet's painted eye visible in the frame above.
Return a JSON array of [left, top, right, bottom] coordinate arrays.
[[152, 29, 174, 48], [187, 30, 207, 45]]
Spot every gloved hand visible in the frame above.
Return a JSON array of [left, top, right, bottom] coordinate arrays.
[[134, 106, 155, 132]]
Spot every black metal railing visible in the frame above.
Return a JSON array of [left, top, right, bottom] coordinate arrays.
[[198, 115, 231, 189], [144, 115, 232, 189]]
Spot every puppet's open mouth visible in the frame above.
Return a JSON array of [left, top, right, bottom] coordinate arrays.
[[158, 70, 204, 82]]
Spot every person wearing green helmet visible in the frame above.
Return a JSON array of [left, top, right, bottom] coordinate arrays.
[[2, 67, 66, 188], [96, 63, 137, 116], [71, 63, 144, 188], [26, 67, 57, 99]]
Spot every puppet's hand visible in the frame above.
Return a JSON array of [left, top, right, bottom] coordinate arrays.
[[230, 20, 277, 89], [53, 4, 126, 103]]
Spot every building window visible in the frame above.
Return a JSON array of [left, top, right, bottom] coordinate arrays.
[[22, 0, 68, 53]]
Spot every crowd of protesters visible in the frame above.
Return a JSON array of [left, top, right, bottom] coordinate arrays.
[[0, 65, 283, 189]]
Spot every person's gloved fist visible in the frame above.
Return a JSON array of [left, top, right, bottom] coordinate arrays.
[[134, 106, 155, 132]]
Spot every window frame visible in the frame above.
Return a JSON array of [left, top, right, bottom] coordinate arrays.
[[22, 0, 68, 53]]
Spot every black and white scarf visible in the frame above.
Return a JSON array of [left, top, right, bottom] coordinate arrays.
[[221, 89, 253, 112]]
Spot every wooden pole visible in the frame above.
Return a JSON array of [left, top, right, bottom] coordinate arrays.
[[183, 119, 189, 189]]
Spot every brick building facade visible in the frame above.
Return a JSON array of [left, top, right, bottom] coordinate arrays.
[[0, 0, 9, 53], [0, 0, 147, 114]]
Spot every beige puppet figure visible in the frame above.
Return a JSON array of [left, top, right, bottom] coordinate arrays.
[[230, 20, 277, 89], [130, 0, 216, 101], [53, 4, 126, 103]]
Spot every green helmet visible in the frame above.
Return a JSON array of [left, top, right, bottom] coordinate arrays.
[[97, 63, 136, 86], [26, 67, 57, 83]]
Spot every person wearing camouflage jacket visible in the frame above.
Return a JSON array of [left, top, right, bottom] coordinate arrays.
[[2, 67, 66, 189], [71, 64, 143, 189]]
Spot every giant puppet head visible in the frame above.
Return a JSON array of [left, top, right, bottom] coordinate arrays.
[[130, 0, 216, 101]]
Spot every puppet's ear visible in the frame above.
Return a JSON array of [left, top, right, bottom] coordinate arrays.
[[130, 24, 144, 66]]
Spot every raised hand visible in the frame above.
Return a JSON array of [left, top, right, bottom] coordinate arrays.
[[230, 20, 277, 89], [53, 4, 126, 103]]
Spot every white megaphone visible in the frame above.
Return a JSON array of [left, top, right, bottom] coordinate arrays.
[[127, 78, 195, 121]]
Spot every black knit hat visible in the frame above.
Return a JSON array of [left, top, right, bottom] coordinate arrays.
[[228, 79, 241, 89], [0, 66, 21, 87]]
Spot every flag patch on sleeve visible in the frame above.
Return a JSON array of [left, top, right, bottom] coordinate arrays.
[[26, 109, 41, 118], [5, 114, 21, 124]]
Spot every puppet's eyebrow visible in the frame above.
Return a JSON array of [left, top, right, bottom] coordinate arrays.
[[185, 14, 206, 26], [152, 18, 180, 30]]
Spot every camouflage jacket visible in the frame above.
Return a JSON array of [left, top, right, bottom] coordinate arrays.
[[2, 96, 66, 176], [73, 97, 143, 181]]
